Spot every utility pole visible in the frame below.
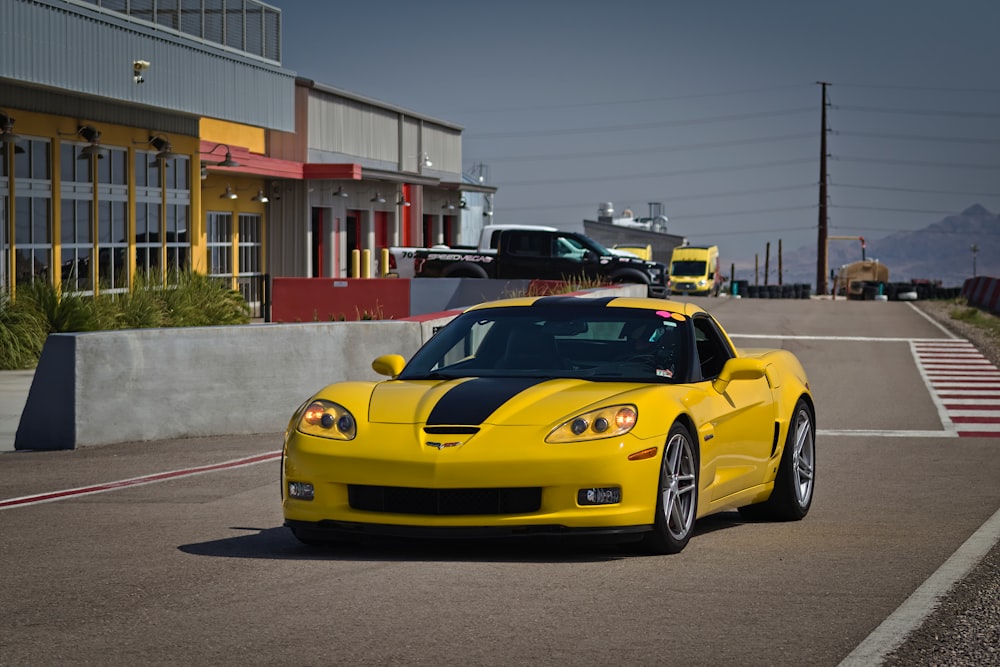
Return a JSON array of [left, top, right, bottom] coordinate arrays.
[[972, 244, 979, 277], [816, 81, 829, 295]]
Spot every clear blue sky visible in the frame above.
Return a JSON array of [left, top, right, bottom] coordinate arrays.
[[270, 0, 1000, 270]]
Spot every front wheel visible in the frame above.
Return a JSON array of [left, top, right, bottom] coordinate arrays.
[[639, 422, 699, 554], [739, 398, 815, 521]]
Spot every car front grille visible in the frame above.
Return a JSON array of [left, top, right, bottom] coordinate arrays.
[[348, 485, 542, 515]]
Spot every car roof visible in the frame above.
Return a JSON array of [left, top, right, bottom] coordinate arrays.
[[463, 295, 707, 317]]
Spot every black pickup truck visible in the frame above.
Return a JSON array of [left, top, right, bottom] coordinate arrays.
[[411, 227, 668, 298]]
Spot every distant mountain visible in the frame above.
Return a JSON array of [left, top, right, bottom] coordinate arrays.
[[735, 204, 1000, 290]]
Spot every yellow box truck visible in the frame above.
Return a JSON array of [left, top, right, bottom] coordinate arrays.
[[668, 245, 722, 296]]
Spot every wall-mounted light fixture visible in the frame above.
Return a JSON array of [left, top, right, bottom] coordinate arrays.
[[370, 192, 386, 204], [202, 143, 240, 168], [0, 111, 24, 154], [421, 152, 433, 168], [219, 184, 238, 200], [442, 201, 456, 210], [149, 135, 179, 161], [333, 185, 349, 198], [60, 125, 109, 159], [0, 111, 21, 144], [396, 196, 411, 207], [251, 188, 269, 203], [135, 134, 180, 164]]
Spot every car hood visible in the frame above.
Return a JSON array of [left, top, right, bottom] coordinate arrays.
[[368, 376, 657, 427]]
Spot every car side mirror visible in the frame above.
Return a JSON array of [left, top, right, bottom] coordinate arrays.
[[712, 357, 766, 394], [581, 250, 593, 261], [372, 354, 406, 378]]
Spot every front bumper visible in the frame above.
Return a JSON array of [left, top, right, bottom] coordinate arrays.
[[282, 424, 663, 532]]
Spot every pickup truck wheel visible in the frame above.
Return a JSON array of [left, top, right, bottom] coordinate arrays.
[[609, 269, 650, 286], [442, 262, 489, 278]]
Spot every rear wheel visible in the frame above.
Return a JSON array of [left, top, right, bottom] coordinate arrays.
[[639, 422, 699, 554], [739, 398, 815, 521]]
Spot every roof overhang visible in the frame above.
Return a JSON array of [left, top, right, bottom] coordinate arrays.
[[361, 167, 441, 187]]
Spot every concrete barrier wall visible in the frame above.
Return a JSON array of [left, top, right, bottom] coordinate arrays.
[[15, 284, 644, 451], [962, 276, 1000, 314]]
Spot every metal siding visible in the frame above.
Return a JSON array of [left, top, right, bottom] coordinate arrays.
[[304, 89, 462, 179], [400, 117, 419, 172], [2, 0, 295, 131], [266, 180, 309, 276], [0, 81, 200, 136], [423, 125, 462, 175]]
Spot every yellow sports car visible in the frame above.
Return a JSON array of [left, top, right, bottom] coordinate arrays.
[[282, 295, 815, 554]]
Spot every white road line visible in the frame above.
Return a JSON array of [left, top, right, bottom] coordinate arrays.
[[911, 340, 958, 435], [838, 505, 1000, 667], [819, 429, 955, 438], [907, 302, 961, 338]]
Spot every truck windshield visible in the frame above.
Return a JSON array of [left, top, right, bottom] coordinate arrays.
[[568, 234, 612, 256], [671, 260, 707, 276]]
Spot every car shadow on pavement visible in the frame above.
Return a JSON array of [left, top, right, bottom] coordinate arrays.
[[178, 513, 748, 563]]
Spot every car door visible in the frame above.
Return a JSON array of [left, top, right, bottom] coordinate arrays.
[[688, 314, 776, 502]]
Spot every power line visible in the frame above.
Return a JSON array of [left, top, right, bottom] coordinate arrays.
[[833, 156, 1000, 171], [832, 183, 1000, 198], [499, 184, 817, 212], [833, 130, 1000, 145], [498, 158, 816, 187], [669, 205, 816, 220], [833, 104, 1000, 120], [831, 204, 976, 215], [832, 82, 1000, 95], [465, 107, 816, 139], [443, 83, 814, 116], [476, 132, 814, 163]]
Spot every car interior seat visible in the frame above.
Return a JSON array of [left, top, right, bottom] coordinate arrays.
[[499, 326, 563, 370]]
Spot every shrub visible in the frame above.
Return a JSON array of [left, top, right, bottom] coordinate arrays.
[[0, 294, 48, 369], [17, 280, 98, 333]]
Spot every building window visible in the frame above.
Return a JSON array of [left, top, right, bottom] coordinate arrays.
[[207, 211, 232, 278], [60, 198, 93, 292], [14, 138, 52, 287], [237, 213, 262, 310], [164, 154, 191, 275], [97, 147, 129, 291], [98, 199, 128, 290], [134, 151, 192, 283]]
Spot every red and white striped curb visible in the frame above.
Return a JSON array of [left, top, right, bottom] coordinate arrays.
[[914, 340, 1000, 438]]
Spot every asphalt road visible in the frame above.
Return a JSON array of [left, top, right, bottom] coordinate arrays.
[[1, 299, 998, 666]]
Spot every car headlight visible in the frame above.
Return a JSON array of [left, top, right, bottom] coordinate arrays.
[[698, 279, 707, 286], [297, 400, 357, 440], [547, 405, 637, 443]]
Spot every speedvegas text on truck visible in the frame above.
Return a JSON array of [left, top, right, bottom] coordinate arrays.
[[389, 225, 668, 298]]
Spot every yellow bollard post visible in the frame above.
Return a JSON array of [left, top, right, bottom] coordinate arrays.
[[350, 249, 360, 278], [361, 249, 371, 278], [380, 248, 390, 277]]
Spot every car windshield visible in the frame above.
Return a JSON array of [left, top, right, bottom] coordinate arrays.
[[398, 305, 690, 383]]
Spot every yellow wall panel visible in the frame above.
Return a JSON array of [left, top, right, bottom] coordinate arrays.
[[199, 118, 265, 154]]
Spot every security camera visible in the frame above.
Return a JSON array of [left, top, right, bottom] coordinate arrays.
[[133, 60, 150, 84]]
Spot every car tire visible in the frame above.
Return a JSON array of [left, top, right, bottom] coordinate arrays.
[[609, 269, 650, 286], [638, 422, 699, 555], [738, 398, 815, 521]]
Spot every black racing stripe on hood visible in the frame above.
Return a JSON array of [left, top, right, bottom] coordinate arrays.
[[426, 377, 547, 426], [534, 295, 616, 307]]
